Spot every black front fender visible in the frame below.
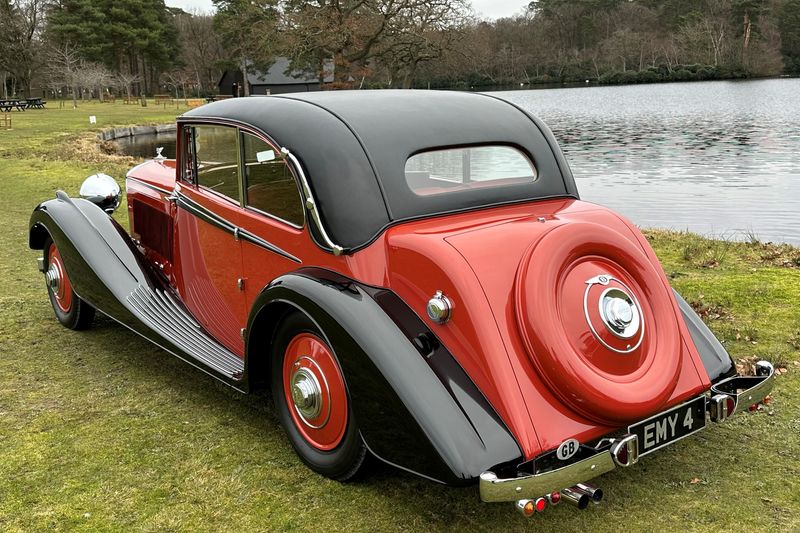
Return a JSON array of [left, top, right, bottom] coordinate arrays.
[[29, 192, 152, 319], [246, 268, 523, 484], [29, 192, 247, 388]]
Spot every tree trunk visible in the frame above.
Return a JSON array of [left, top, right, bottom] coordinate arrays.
[[742, 12, 752, 66], [71, 85, 78, 108], [333, 50, 349, 84], [240, 57, 250, 96]]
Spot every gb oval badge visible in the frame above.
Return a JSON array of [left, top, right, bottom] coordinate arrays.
[[556, 438, 580, 461]]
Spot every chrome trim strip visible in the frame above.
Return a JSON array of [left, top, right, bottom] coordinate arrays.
[[480, 449, 617, 502], [280, 147, 344, 256], [126, 176, 173, 196], [176, 193, 301, 264]]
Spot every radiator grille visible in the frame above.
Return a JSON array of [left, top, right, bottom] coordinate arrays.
[[132, 200, 172, 261]]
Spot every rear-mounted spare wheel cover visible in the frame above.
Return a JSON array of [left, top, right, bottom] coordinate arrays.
[[515, 221, 682, 425]]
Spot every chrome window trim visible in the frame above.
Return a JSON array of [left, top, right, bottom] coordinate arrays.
[[281, 147, 344, 256]]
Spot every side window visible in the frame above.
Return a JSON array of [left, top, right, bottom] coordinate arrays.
[[194, 125, 241, 202], [242, 132, 304, 226]]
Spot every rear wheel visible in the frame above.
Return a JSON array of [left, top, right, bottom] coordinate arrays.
[[43, 237, 95, 330], [271, 311, 366, 481]]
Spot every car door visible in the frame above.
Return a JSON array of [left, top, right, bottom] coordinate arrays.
[[236, 130, 308, 307], [173, 123, 247, 356]]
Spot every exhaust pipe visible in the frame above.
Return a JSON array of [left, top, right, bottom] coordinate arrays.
[[561, 487, 590, 510], [575, 482, 604, 504]]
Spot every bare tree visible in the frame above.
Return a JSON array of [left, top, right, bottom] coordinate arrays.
[[176, 10, 224, 95], [378, 0, 471, 88], [0, 0, 49, 97], [116, 71, 142, 102], [79, 62, 114, 101], [161, 69, 195, 99], [46, 41, 81, 108]]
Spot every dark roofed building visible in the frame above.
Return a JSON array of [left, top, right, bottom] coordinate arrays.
[[218, 57, 334, 96]]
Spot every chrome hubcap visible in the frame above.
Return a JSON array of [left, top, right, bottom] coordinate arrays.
[[599, 288, 640, 339], [45, 264, 61, 293], [291, 367, 322, 420]]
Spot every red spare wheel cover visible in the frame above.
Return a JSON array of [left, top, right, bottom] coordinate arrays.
[[514, 221, 682, 425]]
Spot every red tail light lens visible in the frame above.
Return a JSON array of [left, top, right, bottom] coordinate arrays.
[[549, 491, 561, 505], [725, 396, 736, 417], [535, 497, 547, 512]]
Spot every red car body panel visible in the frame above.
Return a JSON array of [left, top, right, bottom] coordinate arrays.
[[127, 157, 712, 461]]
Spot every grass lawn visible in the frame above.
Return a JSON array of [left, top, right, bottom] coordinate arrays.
[[0, 102, 798, 532]]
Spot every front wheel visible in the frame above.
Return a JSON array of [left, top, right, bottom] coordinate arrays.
[[271, 311, 367, 481], [43, 237, 95, 330]]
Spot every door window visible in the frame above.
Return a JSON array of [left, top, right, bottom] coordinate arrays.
[[241, 132, 304, 226], [194, 125, 241, 203]]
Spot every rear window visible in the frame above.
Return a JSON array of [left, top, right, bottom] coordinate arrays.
[[405, 146, 537, 196]]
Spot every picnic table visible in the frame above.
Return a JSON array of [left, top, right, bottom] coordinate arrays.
[[0, 99, 29, 111], [25, 97, 46, 109]]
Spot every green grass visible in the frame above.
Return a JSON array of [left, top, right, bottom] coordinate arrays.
[[1, 102, 799, 531]]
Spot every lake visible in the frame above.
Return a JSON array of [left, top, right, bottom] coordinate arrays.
[[118, 79, 800, 244], [496, 79, 800, 245]]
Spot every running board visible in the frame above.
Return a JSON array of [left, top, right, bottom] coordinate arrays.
[[126, 285, 244, 380]]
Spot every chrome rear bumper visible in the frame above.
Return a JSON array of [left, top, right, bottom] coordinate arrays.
[[479, 361, 775, 503]]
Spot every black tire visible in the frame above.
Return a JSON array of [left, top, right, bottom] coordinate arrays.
[[43, 236, 95, 330], [271, 310, 367, 481]]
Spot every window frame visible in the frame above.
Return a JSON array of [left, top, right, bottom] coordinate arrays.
[[178, 119, 306, 230]]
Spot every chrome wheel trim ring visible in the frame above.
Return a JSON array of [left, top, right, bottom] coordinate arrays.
[[583, 275, 645, 354], [290, 356, 331, 430]]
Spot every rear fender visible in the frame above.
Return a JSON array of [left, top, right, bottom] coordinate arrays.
[[246, 268, 522, 484], [673, 289, 736, 382]]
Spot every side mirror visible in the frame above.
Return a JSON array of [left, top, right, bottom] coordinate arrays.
[[80, 173, 121, 214]]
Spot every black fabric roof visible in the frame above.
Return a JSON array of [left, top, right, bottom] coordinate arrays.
[[181, 90, 577, 250]]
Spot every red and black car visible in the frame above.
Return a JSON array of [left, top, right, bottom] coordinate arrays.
[[29, 91, 774, 516]]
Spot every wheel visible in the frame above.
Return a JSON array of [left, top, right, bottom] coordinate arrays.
[[43, 236, 95, 330], [271, 310, 367, 481]]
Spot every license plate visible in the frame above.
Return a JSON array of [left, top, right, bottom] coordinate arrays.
[[628, 396, 707, 456]]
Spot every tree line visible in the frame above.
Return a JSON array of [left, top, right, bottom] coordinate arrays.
[[1, 0, 798, 103]]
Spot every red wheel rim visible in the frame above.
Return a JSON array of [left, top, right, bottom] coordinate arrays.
[[282, 333, 348, 451], [47, 243, 73, 313]]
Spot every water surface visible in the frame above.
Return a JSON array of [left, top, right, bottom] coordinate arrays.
[[494, 79, 800, 244]]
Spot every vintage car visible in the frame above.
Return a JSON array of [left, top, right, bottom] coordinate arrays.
[[29, 90, 774, 516]]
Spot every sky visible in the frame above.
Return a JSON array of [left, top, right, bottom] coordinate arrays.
[[164, 0, 528, 20]]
